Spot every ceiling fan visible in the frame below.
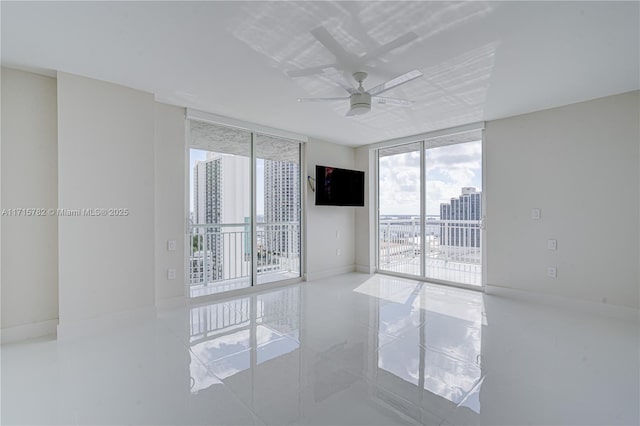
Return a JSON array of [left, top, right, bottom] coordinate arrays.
[[297, 69, 423, 116]]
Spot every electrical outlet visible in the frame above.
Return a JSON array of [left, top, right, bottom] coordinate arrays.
[[531, 208, 541, 220], [547, 267, 557, 278], [167, 268, 177, 280], [336, 249, 341, 256], [167, 240, 177, 251], [547, 239, 557, 250]]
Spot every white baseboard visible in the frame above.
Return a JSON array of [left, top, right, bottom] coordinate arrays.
[[485, 284, 639, 322], [57, 306, 156, 341], [306, 264, 355, 282], [1, 319, 58, 344], [355, 264, 375, 274], [156, 295, 187, 311]]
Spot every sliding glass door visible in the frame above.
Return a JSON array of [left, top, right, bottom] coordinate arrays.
[[377, 130, 483, 288], [424, 139, 482, 286], [189, 121, 302, 297], [255, 134, 301, 285], [378, 142, 423, 276]]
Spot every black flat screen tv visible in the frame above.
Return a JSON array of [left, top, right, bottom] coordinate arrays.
[[315, 165, 365, 207]]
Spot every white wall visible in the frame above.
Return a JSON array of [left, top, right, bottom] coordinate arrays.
[[1, 68, 59, 336], [154, 102, 186, 305], [485, 91, 639, 309], [354, 145, 376, 273], [305, 139, 357, 280], [57, 72, 156, 328]]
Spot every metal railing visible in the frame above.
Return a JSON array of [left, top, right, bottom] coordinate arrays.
[[189, 222, 300, 286], [257, 222, 301, 279], [379, 218, 482, 284]]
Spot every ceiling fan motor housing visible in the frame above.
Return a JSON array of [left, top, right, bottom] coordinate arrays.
[[350, 92, 371, 115]]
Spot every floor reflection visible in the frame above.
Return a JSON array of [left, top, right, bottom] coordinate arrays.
[[361, 276, 485, 421], [189, 288, 301, 395]]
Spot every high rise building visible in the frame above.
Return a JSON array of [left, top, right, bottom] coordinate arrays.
[[193, 155, 221, 225], [263, 160, 300, 255], [440, 187, 482, 247]]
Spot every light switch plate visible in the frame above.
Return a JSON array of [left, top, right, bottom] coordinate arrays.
[[167, 240, 177, 251], [531, 208, 541, 220], [547, 267, 557, 278], [167, 268, 177, 280], [547, 239, 557, 250]]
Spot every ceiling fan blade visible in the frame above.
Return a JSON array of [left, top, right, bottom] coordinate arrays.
[[367, 70, 423, 96], [373, 96, 413, 106], [320, 68, 359, 94], [298, 97, 349, 103], [311, 26, 353, 65], [287, 63, 337, 78], [360, 32, 418, 64], [335, 80, 359, 95]]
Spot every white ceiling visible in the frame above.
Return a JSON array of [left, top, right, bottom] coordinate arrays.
[[2, 1, 638, 147]]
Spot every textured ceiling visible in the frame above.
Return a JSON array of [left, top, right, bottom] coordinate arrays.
[[2, 1, 638, 146], [191, 120, 300, 163]]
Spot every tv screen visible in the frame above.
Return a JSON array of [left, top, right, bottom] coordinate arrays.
[[315, 165, 365, 207]]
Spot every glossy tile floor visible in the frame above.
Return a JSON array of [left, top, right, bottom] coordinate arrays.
[[2, 273, 638, 425]]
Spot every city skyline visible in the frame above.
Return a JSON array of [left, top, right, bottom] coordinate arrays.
[[190, 146, 302, 285]]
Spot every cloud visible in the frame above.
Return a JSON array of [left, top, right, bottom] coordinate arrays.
[[379, 156, 420, 215], [379, 141, 481, 216]]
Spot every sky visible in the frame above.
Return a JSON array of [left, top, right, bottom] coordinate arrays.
[[379, 141, 482, 216]]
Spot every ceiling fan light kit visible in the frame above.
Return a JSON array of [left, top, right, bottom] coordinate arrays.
[[349, 92, 371, 115], [349, 71, 371, 115]]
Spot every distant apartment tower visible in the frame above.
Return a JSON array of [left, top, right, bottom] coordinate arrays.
[[264, 160, 300, 255], [193, 156, 221, 225], [193, 152, 250, 281], [440, 187, 481, 247]]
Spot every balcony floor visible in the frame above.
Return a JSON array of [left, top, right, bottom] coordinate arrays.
[[379, 256, 482, 286]]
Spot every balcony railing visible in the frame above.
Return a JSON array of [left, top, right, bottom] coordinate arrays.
[[379, 218, 482, 285], [189, 222, 300, 288]]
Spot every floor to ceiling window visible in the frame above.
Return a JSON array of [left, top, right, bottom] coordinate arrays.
[[189, 119, 303, 298], [377, 128, 483, 288]]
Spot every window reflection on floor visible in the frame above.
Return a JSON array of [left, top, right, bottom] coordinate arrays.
[[188, 276, 484, 423], [368, 277, 485, 415], [188, 287, 301, 394]]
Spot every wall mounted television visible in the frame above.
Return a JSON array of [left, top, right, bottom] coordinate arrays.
[[315, 165, 365, 207]]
